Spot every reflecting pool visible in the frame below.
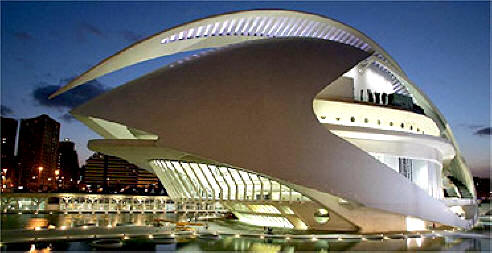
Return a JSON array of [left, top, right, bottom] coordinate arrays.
[[1, 213, 490, 252]]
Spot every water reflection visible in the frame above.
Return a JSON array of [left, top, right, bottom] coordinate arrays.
[[1, 213, 490, 252], [1, 234, 489, 252], [1, 213, 179, 230]]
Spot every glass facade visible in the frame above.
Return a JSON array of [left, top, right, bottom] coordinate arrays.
[[371, 153, 442, 199], [149, 160, 311, 203]]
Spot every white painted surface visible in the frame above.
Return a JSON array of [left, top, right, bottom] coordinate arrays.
[[73, 39, 470, 230]]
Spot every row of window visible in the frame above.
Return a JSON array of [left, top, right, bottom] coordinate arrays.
[[319, 115, 425, 134], [150, 160, 310, 202], [160, 16, 373, 53]]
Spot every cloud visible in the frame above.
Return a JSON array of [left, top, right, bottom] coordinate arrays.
[[120, 30, 144, 42], [474, 127, 491, 136], [32, 78, 108, 109], [13, 31, 33, 41], [458, 123, 485, 130], [60, 113, 75, 122], [1, 105, 14, 116]]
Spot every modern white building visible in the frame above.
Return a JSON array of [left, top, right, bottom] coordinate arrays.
[[52, 10, 477, 233]]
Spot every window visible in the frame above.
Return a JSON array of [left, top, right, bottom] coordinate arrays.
[[364, 118, 369, 123], [389, 122, 393, 126], [401, 123, 404, 128], [320, 115, 326, 119], [314, 209, 330, 224], [350, 117, 355, 122], [377, 120, 381, 125]]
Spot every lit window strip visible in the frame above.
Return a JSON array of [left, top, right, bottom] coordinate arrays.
[[201, 164, 223, 200], [228, 168, 241, 200], [159, 161, 185, 199], [156, 161, 178, 199], [151, 160, 312, 203], [168, 161, 193, 199], [160, 162, 181, 199], [217, 166, 233, 200], [192, 163, 214, 201], [159, 18, 374, 55], [179, 162, 201, 200], [184, 162, 207, 200], [212, 165, 229, 200], [174, 162, 198, 199]]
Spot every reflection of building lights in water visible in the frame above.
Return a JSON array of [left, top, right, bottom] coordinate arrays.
[[407, 238, 424, 248], [26, 218, 48, 229], [249, 243, 282, 252]]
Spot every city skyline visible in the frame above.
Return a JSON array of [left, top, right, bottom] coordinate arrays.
[[1, 1, 490, 178]]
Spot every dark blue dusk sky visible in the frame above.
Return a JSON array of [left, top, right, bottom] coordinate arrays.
[[1, 1, 490, 177]]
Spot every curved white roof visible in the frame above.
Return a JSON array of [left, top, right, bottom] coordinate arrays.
[[50, 9, 407, 98]]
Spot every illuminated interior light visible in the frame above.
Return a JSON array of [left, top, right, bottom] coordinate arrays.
[[148, 234, 153, 239]]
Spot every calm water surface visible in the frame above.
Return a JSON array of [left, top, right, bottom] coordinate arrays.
[[1, 213, 490, 252]]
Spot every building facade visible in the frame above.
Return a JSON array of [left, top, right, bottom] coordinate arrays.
[[1, 117, 18, 189], [82, 153, 159, 193], [57, 138, 80, 189], [17, 114, 60, 191], [52, 10, 477, 232]]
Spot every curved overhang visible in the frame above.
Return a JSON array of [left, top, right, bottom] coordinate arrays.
[[49, 9, 407, 98]]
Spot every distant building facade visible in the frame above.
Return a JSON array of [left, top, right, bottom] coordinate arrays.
[[1, 117, 18, 189], [474, 177, 491, 200], [57, 138, 80, 189], [82, 153, 159, 193], [17, 114, 60, 191]]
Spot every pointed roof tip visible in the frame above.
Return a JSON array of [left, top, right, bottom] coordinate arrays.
[[49, 87, 65, 99]]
